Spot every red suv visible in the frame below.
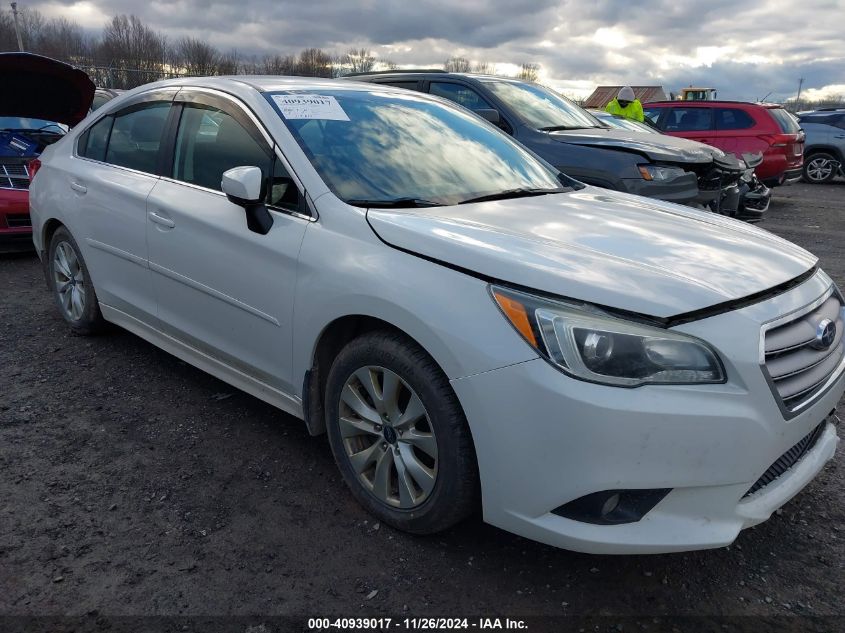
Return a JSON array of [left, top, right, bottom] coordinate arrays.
[[1, 53, 94, 252], [643, 101, 804, 187]]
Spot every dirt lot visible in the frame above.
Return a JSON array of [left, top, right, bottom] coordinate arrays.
[[1, 183, 844, 627]]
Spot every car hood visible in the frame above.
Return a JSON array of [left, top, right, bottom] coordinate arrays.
[[367, 188, 817, 319], [0, 53, 95, 126], [548, 127, 725, 165]]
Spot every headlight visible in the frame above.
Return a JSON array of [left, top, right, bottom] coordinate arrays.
[[638, 164, 687, 182], [491, 286, 725, 387]]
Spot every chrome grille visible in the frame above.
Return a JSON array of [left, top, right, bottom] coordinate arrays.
[[1, 163, 30, 190], [764, 293, 845, 412]]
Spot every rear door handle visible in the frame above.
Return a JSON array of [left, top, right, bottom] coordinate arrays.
[[148, 210, 175, 229], [69, 181, 87, 194]]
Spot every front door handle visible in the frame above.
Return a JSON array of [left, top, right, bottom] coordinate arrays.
[[69, 181, 87, 194], [148, 210, 175, 229]]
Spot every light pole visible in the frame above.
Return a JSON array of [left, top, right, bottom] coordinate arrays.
[[10, 2, 24, 51], [795, 77, 804, 111]]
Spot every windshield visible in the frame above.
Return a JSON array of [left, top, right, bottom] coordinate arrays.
[[0, 117, 67, 133], [480, 80, 601, 131], [268, 89, 565, 206]]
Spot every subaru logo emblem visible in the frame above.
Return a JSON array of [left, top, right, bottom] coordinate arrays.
[[811, 319, 837, 350]]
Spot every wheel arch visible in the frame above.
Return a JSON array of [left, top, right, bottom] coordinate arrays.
[[302, 314, 460, 438], [39, 218, 67, 287], [41, 217, 65, 253], [804, 145, 844, 163]]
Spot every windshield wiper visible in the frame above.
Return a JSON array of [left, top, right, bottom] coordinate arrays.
[[1, 127, 62, 134], [538, 125, 596, 132], [346, 197, 444, 208], [457, 187, 570, 205]]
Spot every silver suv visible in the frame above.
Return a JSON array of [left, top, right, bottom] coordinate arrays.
[[798, 109, 845, 183]]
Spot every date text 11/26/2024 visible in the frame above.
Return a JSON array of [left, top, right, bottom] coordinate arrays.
[[308, 618, 528, 630]]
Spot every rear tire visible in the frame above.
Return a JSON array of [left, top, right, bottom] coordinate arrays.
[[802, 152, 837, 184], [48, 226, 106, 335], [325, 330, 478, 534]]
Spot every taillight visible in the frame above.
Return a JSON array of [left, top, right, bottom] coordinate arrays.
[[28, 158, 42, 179], [760, 134, 794, 149]]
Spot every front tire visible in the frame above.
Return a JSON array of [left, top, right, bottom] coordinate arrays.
[[802, 152, 838, 184], [48, 226, 106, 335], [325, 331, 478, 534]]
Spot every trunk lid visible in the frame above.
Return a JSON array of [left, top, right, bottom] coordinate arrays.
[[0, 53, 95, 127]]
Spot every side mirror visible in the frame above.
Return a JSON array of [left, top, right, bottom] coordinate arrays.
[[474, 108, 501, 125], [221, 166, 273, 235]]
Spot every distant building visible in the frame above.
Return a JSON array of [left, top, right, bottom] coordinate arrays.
[[584, 86, 669, 108]]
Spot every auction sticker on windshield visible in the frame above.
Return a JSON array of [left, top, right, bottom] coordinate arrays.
[[272, 94, 350, 121]]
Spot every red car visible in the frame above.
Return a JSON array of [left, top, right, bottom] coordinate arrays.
[[1, 53, 94, 252], [643, 101, 804, 187]]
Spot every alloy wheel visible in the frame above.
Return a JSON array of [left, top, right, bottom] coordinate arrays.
[[53, 241, 87, 321], [338, 366, 438, 509], [806, 156, 835, 182]]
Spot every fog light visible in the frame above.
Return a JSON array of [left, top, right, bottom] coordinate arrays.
[[600, 493, 621, 517], [552, 489, 671, 525]]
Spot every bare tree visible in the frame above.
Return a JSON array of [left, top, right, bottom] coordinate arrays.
[[297, 47, 333, 77], [261, 53, 299, 75], [381, 58, 399, 70], [472, 61, 493, 75], [344, 47, 375, 74], [444, 56, 471, 72], [172, 36, 219, 76], [37, 17, 91, 62], [99, 14, 169, 88], [517, 62, 539, 82], [216, 49, 240, 75]]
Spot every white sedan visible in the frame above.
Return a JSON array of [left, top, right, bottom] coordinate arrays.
[[29, 77, 844, 554]]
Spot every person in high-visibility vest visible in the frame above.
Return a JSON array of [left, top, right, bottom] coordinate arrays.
[[605, 86, 644, 122]]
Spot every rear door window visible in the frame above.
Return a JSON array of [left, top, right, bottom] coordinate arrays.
[[715, 108, 755, 130], [78, 116, 114, 162], [663, 107, 713, 132], [105, 102, 171, 173]]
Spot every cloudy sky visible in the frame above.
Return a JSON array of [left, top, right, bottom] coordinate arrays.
[[32, 0, 845, 101]]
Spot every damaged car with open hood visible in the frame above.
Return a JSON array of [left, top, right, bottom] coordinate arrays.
[[347, 71, 755, 219], [0, 53, 94, 251], [30, 77, 843, 554]]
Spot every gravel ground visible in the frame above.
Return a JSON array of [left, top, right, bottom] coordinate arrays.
[[1, 183, 843, 625]]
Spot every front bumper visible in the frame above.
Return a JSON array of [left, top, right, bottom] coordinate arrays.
[[737, 180, 771, 222], [0, 189, 33, 252], [452, 273, 843, 554]]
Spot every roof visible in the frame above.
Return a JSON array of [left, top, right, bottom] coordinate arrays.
[[136, 75, 398, 94], [646, 100, 786, 109], [584, 86, 669, 108], [345, 69, 444, 76], [344, 70, 530, 84]]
